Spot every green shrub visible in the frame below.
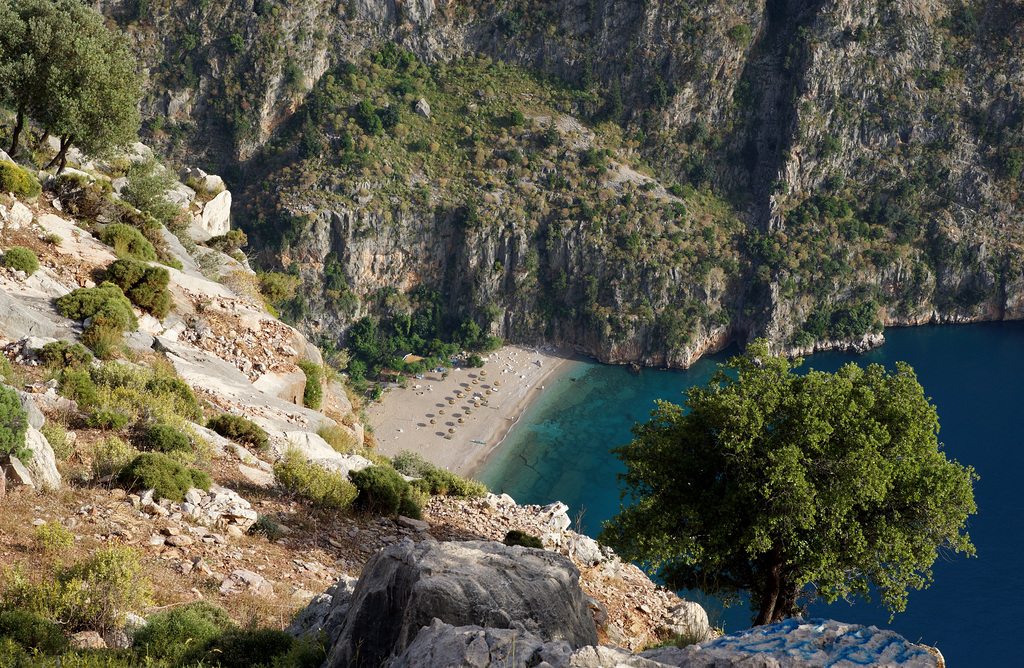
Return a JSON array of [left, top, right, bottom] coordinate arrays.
[[727, 23, 751, 45], [59, 369, 98, 406], [190, 468, 212, 490], [3, 546, 151, 634], [206, 413, 268, 450], [41, 421, 73, 460], [145, 376, 201, 421], [38, 340, 93, 369], [56, 282, 139, 332], [0, 609, 68, 654], [466, 353, 484, 368], [81, 322, 125, 359], [207, 229, 248, 254], [297, 360, 323, 410], [416, 468, 488, 498], [0, 161, 41, 198], [31, 521, 74, 554], [317, 422, 358, 454], [2, 246, 39, 275], [504, 529, 543, 549], [120, 160, 181, 228], [349, 465, 418, 516], [392, 450, 433, 477], [90, 435, 135, 477], [248, 514, 283, 541], [119, 452, 209, 501], [98, 223, 157, 261], [0, 386, 30, 461], [274, 450, 358, 511], [104, 258, 172, 319], [145, 424, 190, 453], [194, 628, 296, 668], [132, 601, 234, 665], [86, 409, 130, 430]]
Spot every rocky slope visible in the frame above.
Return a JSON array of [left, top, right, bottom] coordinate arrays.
[[97, 0, 1024, 368]]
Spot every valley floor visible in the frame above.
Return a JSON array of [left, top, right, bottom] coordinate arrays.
[[366, 344, 580, 478]]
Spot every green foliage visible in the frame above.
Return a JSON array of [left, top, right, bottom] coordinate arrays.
[[316, 422, 359, 454], [206, 414, 268, 450], [727, 24, 751, 46], [144, 376, 202, 421], [297, 360, 323, 409], [132, 601, 234, 665], [38, 340, 93, 369], [466, 353, 484, 368], [0, 385, 30, 460], [193, 628, 296, 668], [391, 449, 432, 477], [504, 530, 543, 549], [248, 514, 283, 541], [120, 161, 180, 227], [0, 0, 141, 165], [413, 468, 488, 498], [55, 283, 136, 327], [31, 521, 74, 554], [0, 162, 41, 198], [349, 465, 417, 516], [60, 369, 98, 407], [98, 224, 157, 261], [600, 340, 977, 625], [0, 609, 69, 654], [797, 300, 879, 344], [42, 421, 72, 459], [104, 257, 172, 319], [274, 449, 359, 511], [86, 409, 130, 430], [119, 452, 209, 501], [2, 246, 39, 275], [207, 229, 248, 254], [90, 435, 136, 477], [3, 546, 151, 634], [145, 423, 190, 453]]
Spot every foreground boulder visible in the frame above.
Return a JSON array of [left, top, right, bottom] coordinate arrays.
[[324, 539, 598, 668]]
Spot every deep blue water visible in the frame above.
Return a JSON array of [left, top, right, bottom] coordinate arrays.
[[480, 322, 1024, 666]]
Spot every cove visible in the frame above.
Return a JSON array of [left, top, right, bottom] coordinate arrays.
[[480, 322, 1024, 666]]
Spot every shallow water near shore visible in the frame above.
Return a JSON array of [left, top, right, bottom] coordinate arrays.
[[481, 322, 1024, 666]]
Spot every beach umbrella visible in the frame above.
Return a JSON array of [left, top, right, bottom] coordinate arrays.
[[430, 419, 436, 424], [448, 427, 456, 433], [458, 418, 464, 423], [466, 409, 472, 415], [449, 399, 456, 405], [480, 370, 487, 376], [485, 389, 492, 395], [494, 380, 501, 386], [458, 393, 465, 398], [439, 409, 446, 415], [472, 379, 479, 384]]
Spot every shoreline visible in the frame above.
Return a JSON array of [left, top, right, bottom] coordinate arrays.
[[365, 345, 581, 479]]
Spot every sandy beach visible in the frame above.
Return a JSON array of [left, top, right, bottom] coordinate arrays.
[[366, 345, 580, 478]]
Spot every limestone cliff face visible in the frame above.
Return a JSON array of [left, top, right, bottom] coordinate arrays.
[[109, 0, 1024, 365]]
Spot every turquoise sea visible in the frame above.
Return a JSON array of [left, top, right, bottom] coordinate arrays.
[[480, 322, 1024, 666]]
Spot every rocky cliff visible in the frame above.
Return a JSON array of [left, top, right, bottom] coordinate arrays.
[[103, 0, 1024, 367]]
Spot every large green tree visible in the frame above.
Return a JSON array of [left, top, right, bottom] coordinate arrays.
[[600, 340, 977, 626], [0, 0, 140, 169]]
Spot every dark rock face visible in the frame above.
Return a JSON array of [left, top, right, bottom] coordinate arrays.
[[325, 539, 599, 668]]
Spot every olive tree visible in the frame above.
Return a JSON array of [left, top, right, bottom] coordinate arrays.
[[0, 0, 141, 169], [600, 340, 977, 626]]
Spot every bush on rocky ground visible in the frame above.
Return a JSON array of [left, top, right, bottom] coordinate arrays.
[[2, 246, 39, 275], [38, 341, 93, 369], [274, 449, 358, 511], [504, 529, 544, 549], [104, 257, 172, 319], [0, 162, 41, 198], [118, 452, 209, 501], [206, 413, 268, 450], [98, 223, 157, 261]]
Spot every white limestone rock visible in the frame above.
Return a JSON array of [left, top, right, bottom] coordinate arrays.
[[23, 425, 61, 491], [199, 189, 231, 238], [415, 98, 431, 118]]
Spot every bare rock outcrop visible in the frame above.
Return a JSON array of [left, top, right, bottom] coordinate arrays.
[[324, 539, 599, 668]]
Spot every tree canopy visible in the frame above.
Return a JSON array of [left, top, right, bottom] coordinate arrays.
[[599, 340, 977, 626], [0, 0, 140, 170]]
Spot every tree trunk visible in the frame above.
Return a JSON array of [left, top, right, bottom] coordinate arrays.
[[8, 104, 26, 157], [45, 135, 74, 174], [754, 547, 784, 626], [38, 130, 50, 150]]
